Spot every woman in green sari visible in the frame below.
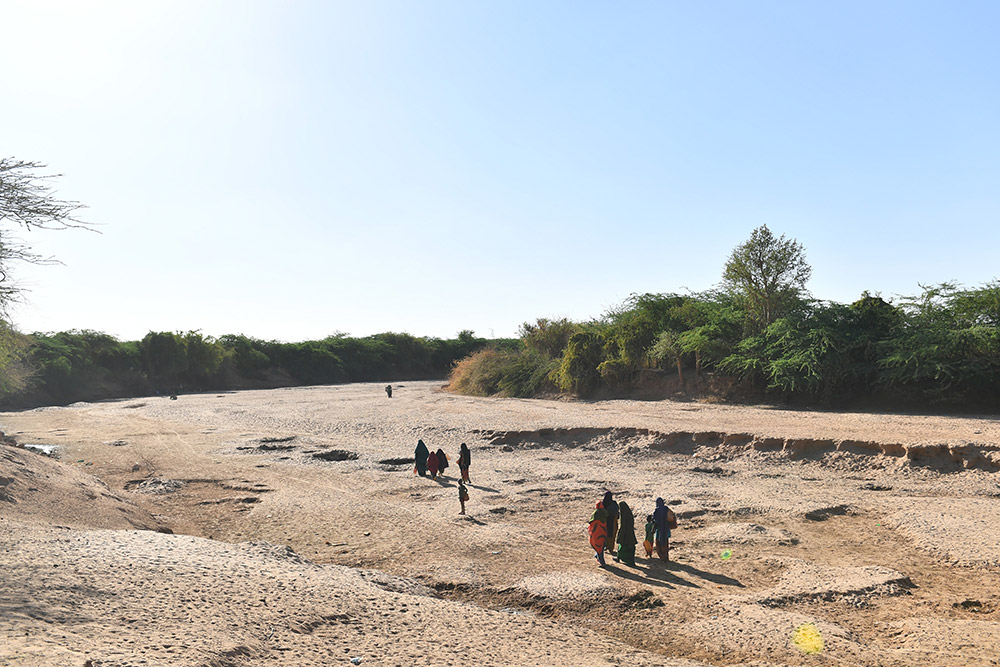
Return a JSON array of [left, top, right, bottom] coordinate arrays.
[[615, 500, 637, 566]]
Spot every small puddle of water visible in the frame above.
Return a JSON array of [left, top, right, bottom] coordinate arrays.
[[24, 443, 59, 457]]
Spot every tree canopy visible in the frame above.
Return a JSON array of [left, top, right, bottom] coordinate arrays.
[[722, 225, 811, 332]]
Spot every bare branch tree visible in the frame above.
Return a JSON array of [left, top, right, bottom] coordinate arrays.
[[0, 157, 93, 306]]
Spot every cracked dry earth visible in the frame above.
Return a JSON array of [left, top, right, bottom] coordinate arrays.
[[2, 381, 1000, 666]]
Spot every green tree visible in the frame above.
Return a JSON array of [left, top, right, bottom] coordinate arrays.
[[723, 225, 811, 332], [519, 318, 579, 358], [184, 332, 224, 385], [140, 332, 188, 387], [556, 332, 605, 395], [649, 330, 686, 386], [678, 324, 727, 377], [218, 334, 271, 379]]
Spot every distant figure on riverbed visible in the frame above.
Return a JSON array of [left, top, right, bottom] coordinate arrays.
[[435, 448, 449, 478], [602, 491, 619, 554], [588, 501, 609, 567], [615, 501, 637, 566], [652, 497, 676, 561], [427, 449, 440, 479], [458, 480, 469, 514], [414, 439, 429, 476], [458, 443, 471, 483], [385, 384, 392, 398]]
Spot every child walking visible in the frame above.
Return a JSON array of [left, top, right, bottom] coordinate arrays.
[[458, 480, 469, 514], [643, 514, 655, 558]]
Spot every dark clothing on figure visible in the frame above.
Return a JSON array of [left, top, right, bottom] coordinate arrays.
[[602, 492, 619, 519], [414, 440, 429, 476], [643, 517, 655, 558], [616, 501, 637, 566], [435, 449, 449, 475], [458, 443, 471, 483], [458, 481, 469, 514], [653, 497, 671, 561], [427, 450, 439, 478], [602, 492, 619, 553], [385, 385, 392, 398], [652, 498, 671, 541]]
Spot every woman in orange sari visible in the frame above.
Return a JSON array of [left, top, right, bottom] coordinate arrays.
[[588, 501, 609, 567]]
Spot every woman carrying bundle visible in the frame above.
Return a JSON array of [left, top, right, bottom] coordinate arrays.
[[652, 497, 676, 561], [435, 448, 449, 478]]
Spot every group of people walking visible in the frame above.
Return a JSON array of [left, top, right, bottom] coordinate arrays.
[[414, 439, 473, 513], [411, 439, 676, 566], [413, 440, 471, 483], [589, 492, 675, 567]]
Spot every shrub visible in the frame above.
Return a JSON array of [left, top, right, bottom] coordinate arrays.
[[519, 318, 579, 357], [556, 332, 605, 395], [497, 352, 559, 397], [448, 347, 516, 396]]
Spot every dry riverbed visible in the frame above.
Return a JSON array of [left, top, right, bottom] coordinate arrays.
[[2, 381, 999, 666]]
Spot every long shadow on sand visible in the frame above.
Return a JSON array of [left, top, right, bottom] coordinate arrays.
[[468, 483, 500, 493], [664, 560, 744, 588], [603, 558, 745, 590], [601, 561, 696, 589], [437, 477, 500, 493]]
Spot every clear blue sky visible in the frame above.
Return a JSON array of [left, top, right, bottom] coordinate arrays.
[[3, 1, 998, 341]]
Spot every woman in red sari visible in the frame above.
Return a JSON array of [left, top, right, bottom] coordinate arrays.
[[427, 450, 440, 479], [588, 501, 609, 567]]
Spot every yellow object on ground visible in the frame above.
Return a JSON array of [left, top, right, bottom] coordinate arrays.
[[792, 623, 824, 654]]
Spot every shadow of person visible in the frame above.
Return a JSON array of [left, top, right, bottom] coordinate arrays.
[[469, 483, 500, 493], [664, 560, 745, 588], [458, 515, 486, 526], [602, 561, 697, 589], [432, 477, 456, 488]]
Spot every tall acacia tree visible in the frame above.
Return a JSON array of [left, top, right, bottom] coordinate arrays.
[[0, 157, 89, 307], [723, 225, 811, 332], [0, 158, 90, 397]]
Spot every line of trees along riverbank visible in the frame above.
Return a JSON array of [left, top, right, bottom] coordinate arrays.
[[450, 282, 1000, 410], [3, 280, 998, 412], [449, 227, 1000, 412], [2, 225, 998, 412], [0, 329, 516, 408]]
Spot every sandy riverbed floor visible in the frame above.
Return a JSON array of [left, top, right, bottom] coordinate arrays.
[[2, 381, 1000, 666]]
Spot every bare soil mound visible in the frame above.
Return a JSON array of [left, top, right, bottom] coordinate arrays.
[[0, 441, 157, 531], [0, 526, 693, 667]]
